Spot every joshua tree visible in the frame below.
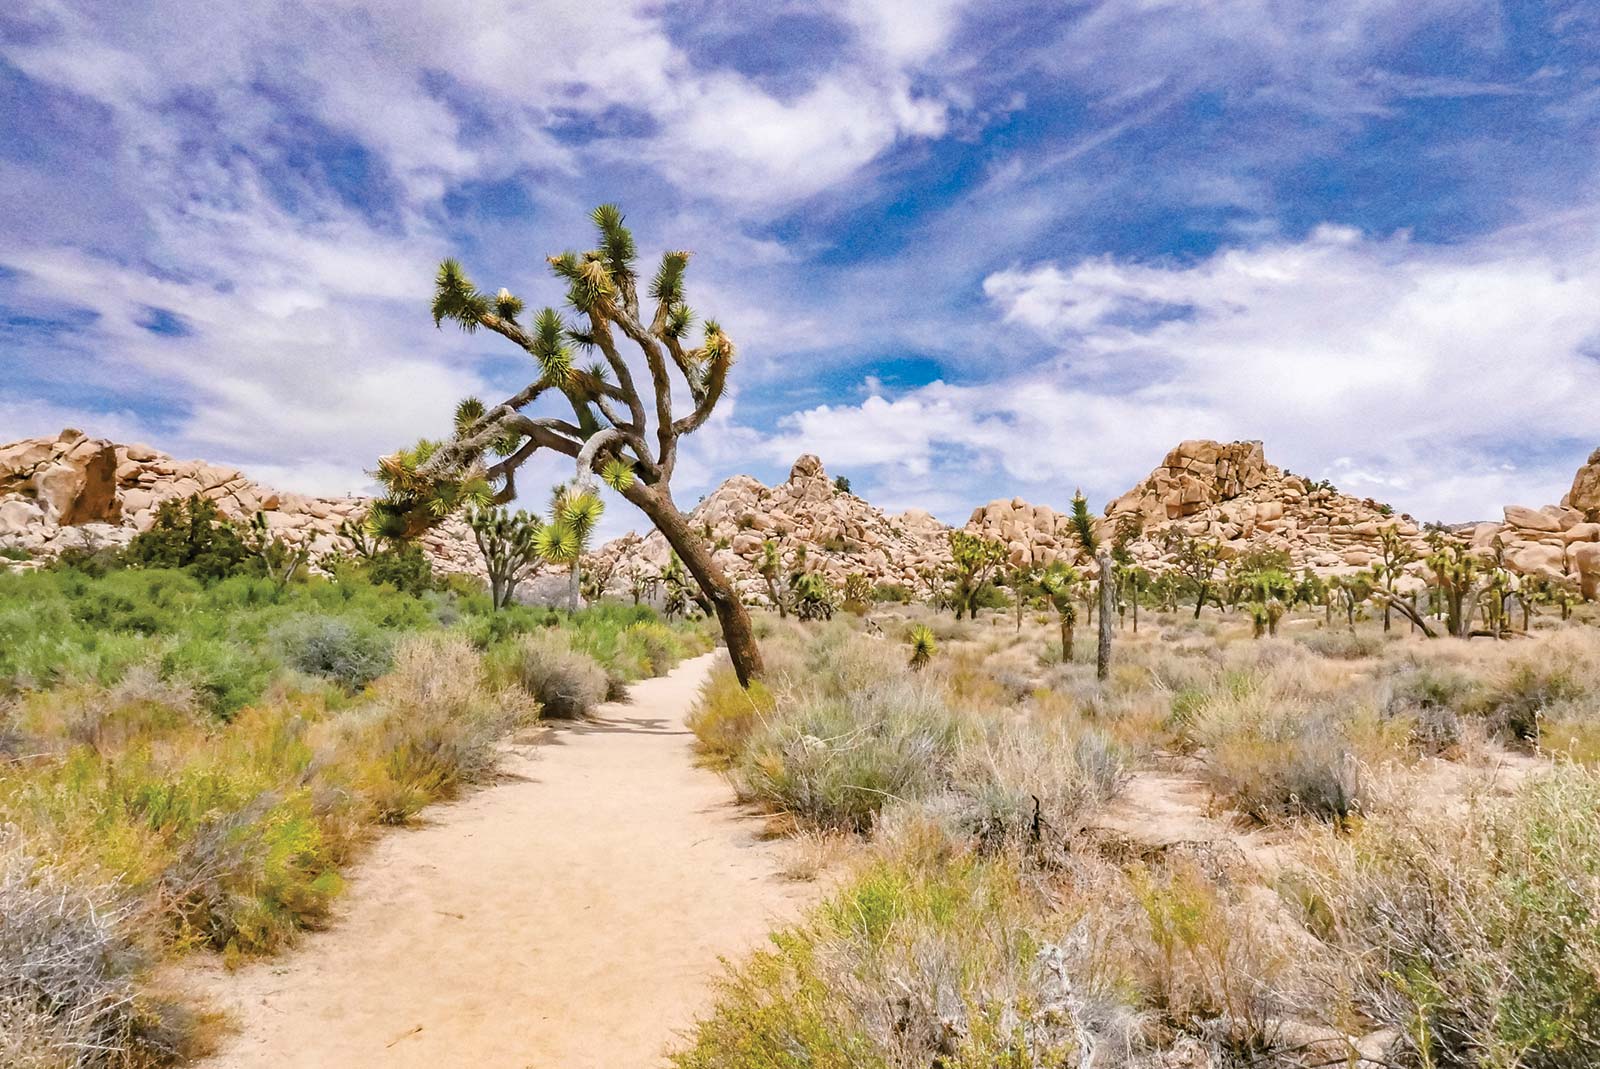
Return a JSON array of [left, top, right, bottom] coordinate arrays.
[[1068, 491, 1114, 682], [947, 530, 1008, 621], [1038, 563, 1082, 662], [535, 485, 605, 614], [758, 539, 788, 618], [393, 205, 764, 685], [1424, 533, 1489, 638], [1166, 530, 1222, 619], [1242, 567, 1291, 638], [1370, 524, 1416, 632], [465, 505, 545, 609], [660, 552, 705, 620], [247, 512, 310, 594], [1006, 562, 1039, 633]]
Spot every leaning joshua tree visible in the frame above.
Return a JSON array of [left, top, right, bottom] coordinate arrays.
[[406, 204, 764, 684]]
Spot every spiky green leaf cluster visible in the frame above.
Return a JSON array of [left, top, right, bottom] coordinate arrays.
[[591, 203, 636, 280], [432, 259, 490, 331], [907, 624, 937, 671], [531, 307, 573, 384], [600, 457, 634, 492], [1068, 491, 1099, 556], [494, 287, 525, 321], [651, 250, 688, 303]]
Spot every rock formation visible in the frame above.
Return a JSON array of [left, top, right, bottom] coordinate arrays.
[[0, 429, 480, 578], [9, 428, 1600, 604], [590, 454, 951, 604]]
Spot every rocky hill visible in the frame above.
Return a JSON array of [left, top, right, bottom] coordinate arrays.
[[590, 453, 951, 602], [0, 429, 481, 577], [7, 429, 1599, 603]]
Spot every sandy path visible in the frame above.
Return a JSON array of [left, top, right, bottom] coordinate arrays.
[[190, 651, 811, 1069]]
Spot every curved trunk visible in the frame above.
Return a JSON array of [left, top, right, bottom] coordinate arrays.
[[628, 484, 764, 686]]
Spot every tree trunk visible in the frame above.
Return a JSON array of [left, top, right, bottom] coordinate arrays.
[[1193, 585, 1206, 619], [1131, 577, 1139, 633], [764, 576, 787, 618], [1062, 615, 1073, 662], [569, 561, 580, 614], [1096, 552, 1114, 682], [630, 485, 764, 686]]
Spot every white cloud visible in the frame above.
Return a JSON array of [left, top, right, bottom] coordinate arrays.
[[770, 218, 1600, 523]]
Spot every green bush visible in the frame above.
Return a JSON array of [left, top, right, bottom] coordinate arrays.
[[272, 615, 393, 691], [158, 636, 274, 718]]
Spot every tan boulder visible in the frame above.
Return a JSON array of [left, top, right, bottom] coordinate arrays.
[[1506, 542, 1569, 582], [1503, 505, 1562, 533], [1563, 523, 1600, 545], [1573, 543, 1600, 600], [1566, 447, 1600, 517]]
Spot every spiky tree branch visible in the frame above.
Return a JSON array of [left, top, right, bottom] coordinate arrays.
[[391, 205, 763, 684]]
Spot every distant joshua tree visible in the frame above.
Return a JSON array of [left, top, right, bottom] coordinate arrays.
[[374, 205, 764, 685], [465, 506, 545, 610], [1068, 491, 1114, 682]]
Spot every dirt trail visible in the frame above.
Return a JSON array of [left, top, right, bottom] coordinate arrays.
[[190, 651, 811, 1069]]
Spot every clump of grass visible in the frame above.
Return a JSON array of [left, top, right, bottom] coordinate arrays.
[[733, 676, 965, 834], [511, 632, 610, 719], [1299, 629, 1387, 660], [1180, 650, 1407, 822], [334, 635, 537, 824]]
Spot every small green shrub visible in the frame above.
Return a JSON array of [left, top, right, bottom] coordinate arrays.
[[272, 615, 393, 691], [735, 678, 964, 833], [688, 665, 776, 766], [158, 636, 274, 718]]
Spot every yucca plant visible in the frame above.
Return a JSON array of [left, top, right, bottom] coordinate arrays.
[[395, 205, 764, 685], [906, 623, 937, 670], [536, 485, 604, 613]]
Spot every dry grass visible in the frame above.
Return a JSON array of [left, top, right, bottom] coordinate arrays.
[[679, 606, 1600, 1069]]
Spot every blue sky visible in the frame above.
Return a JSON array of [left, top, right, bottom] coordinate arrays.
[[2, 1, 1598, 536]]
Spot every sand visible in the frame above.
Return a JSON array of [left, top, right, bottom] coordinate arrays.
[[190, 651, 810, 1069]]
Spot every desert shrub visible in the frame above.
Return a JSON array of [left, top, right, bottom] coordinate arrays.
[[157, 636, 274, 718], [271, 614, 392, 691], [1299, 629, 1386, 660], [123, 495, 252, 582], [687, 665, 776, 767], [1470, 634, 1600, 744], [871, 581, 911, 604], [512, 632, 609, 719], [1184, 656, 1407, 822], [947, 719, 1125, 856], [0, 840, 195, 1068], [672, 853, 1099, 1069], [159, 789, 340, 956], [734, 676, 965, 833], [333, 636, 533, 823], [1291, 767, 1600, 1068]]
